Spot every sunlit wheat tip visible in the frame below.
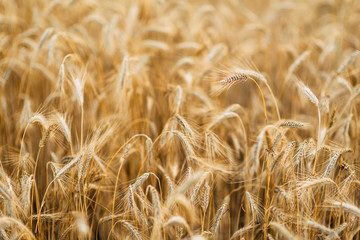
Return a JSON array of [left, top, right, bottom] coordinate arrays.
[[271, 206, 287, 221], [230, 225, 257, 240], [118, 56, 128, 90], [128, 185, 135, 209], [57, 113, 71, 145], [323, 151, 341, 177], [331, 201, 360, 218], [131, 172, 150, 191], [306, 220, 334, 235], [220, 73, 248, 84], [146, 138, 153, 165], [164, 174, 174, 196], [174, 114, 195, 138], [337, 50, 359, 74], [299, 82, 319, 106], [191, 171, 209, 202], [165, 216, 192, 235], [200, 182, 210, 213], [207, 111, 239, 130], [172, 130, 195, 156], [212, 196, 229, 234], [279, 121, 305, 128], [267, 233, 275, 240], [287, 50, 310, 78], [74, 77, 84, 106], [174, 85, 183, 113], [54, 155, 81, 180], [37, 27, 53, 53], [149, 186, 161, 219], [271, 150, 284, 172], [58, 62, 64, 91], [233, 69, 267, 83], [269, 222, 296, 240], [122, 221, 142, 240]]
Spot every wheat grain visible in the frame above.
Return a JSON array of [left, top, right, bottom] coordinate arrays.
[[306, 220, 334, 235], [270, 150, 285, 172], [171, 130, 195, 156], [37, 28, 53, 53], [212, 196, 229, 234], [118, 56, 128, 90], [0, 217, 35, 239], [200, 182, 210, 214], [298, 81, 319, 106], [142, 40, 169, 51], [47, 33, 58, 65], [121, 221, 142, 240], [57, 113, 71, 146], [165, 216, 192, 235], [134, 206, 147, 226], [233, 69, 267, 83], [131, 173, 150, 191], [323, 151, 341, 177], [149, 186, 161, 219], [58, 224, 73, 240], [207, 43, 228, 63], [191, 171, 209, 203], [230, 225, 257, 240], [174, 85, 183, 114], [20, 175, 33, 216], [271, 207, 287, 221], [31, 212, 64, 221], [1, 67, 11, 87], [272, 133, 282, 150], [267, 233, 275, 240], [207, 111, 239, 130], [164, 174, 174, 196], [220, 73, 248, 84], [128, 185, 135, 210], [269, 222, 296, 240], [146, 138, 153, 165], [0, 229, 7, 240], [332, 201, 360, 218], [286, 51, 310, 80], [74, 77, 84, 106], [54, 154, 81, 181], [174, 114, 195, 138], [298, 178, 335, 190], [279, 121, 306, 128], [325, 223, 346, 240], [39, 127, 51, 148], [337, 51, 359, 74], [29, 113, 48, 130]]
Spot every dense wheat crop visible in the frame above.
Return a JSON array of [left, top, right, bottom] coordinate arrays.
[[0, 0, 360, 239]]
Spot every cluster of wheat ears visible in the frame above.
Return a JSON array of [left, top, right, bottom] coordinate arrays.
[[0, 0, 359, 239]]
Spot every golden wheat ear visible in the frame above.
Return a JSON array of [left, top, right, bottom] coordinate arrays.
[[210, 73, 247, 96]]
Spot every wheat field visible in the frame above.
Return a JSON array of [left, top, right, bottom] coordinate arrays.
[[0, 0, 360, 239]]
